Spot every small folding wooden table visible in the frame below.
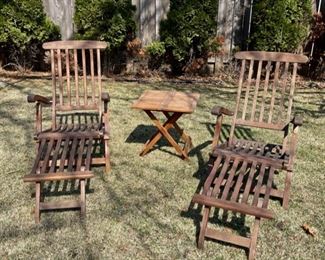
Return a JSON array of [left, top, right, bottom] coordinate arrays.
[[132, 90, 200, 159]]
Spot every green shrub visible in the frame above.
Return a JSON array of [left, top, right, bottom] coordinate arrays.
[[160, 0, 218, 74], [145, 41, 165, 57], [74, 0, 136, 51], [249, 0, 312, 52], [0, 0, 60, 70], [145, 41, 165, 70]]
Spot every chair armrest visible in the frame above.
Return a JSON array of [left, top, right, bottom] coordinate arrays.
[[27, 94, 51, 105], [211, 106, 233, 149], [101, 92, 110, 103], [292, 115, 303, 126], [211, 106, 234, 116]]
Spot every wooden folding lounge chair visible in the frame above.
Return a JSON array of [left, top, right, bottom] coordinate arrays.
[[27, 40, 110, 172], [192, 51, 308, 259], [24, 40, 110, 222]]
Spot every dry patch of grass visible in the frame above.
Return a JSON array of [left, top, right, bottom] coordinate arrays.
[[0, 77, 324, 259]]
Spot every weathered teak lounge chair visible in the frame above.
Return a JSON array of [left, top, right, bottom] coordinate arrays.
[[192, 51, 308, 259], [23, 40, 110, 223]]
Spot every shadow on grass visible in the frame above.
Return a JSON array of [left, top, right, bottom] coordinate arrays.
[[40, 179, 94, 198], [125, 124, 189, 158], [203, 122, 256, 144]]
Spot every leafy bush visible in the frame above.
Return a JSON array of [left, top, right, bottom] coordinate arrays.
[[160, 0, 218, 74], [145, 41, 165, 57], [249, 0, 312, 52], [145, 41, 165, 70], [0, 0, 60, 70], [74, 0, 136, 51]]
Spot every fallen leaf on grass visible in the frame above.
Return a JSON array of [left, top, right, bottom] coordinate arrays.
[[301, 223, 317, 237]]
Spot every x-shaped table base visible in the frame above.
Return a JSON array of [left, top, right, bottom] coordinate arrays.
[[140, 110, 193, 159]]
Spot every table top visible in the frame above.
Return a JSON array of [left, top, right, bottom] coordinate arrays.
[[132, 90, 200, 113]]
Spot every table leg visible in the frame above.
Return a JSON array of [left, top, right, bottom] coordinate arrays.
[[163, 111, 193, 152], [140, 110, 189, 159]]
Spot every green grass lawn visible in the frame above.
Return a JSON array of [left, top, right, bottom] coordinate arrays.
[[0, 77, 324, 259]]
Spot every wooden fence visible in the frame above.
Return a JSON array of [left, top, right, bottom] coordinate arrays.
[[42, 0, 245, 59]]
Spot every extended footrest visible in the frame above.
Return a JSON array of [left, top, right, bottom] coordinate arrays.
[[193, 149, 281, 259], [24, 134, 95, 223]]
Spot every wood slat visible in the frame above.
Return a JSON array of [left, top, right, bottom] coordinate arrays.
[[250, 60, 263, 121], [259, 61, 272, 122], [57, 49, 63, 106], [44, 156, 105, 168], [132, 90, 200, 113], [59, 138, 71, 171], [85, 137, 93, 170], [262, 167, 275, 208], [202, 155, 223, 194], [56, 104, 99, 112], [90, 49, 95, 103], [205, 228, 251, 248], [67, 137, 79, 171], [49, 138, 62, 173], [192, 194, 274, 219], [229, 59, 246, 143], [50, 49, 57, 129], [212, 156, 231, 196], [23, 171, 94, 182], [242, 59, 254, 120], [43, 40, 107, 50], [76, 137, 86, 171], [74, 48, 80, 106], [280, 62, 290, 113], [38, 131, 100, 139], [97, 49, 102, 116], [235, 119, 286, 131], [241, 161, 258, 204], [252, 164, 267, 206], [40, 200, 81, 210], [235, 51, 308, 63], [40, 139, 54, 174], [82, 49, 87, 105], [31, 138, 47, 174], [268, 61, 280, 123], [287, 63, 298, 121], [212, 148, 284, 168], [80, 180, 86, 216], [220, 159, 240, 200], [230, 160, 248, 201], [65, 49, 71, 105]]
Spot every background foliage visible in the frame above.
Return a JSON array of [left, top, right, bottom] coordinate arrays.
[[145, 41, 166, 70], [160, 0, 218, 74], [249, 0, 312, 52], [0, 0, 60, 70], [74, 0, 136, 52]]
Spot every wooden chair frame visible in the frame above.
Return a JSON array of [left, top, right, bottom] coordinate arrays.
[[193, 51, 308, 259], [23, 134, 95, 223], [24, 41, 110, 223], [27, 40, 111, 173]]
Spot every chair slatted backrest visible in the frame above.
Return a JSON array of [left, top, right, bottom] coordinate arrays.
[[229, 51, 308, 146], [43, 40, 107, 129]]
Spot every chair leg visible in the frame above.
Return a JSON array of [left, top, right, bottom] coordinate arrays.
[[198, 206, 210, 249], [248, 218, 260, 260], [35, 182, 41, 224], [80, 180, 86, 217], [35, 140, 40, 154], [282, 170, 293, 210], [104, 138, 111, 173]]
